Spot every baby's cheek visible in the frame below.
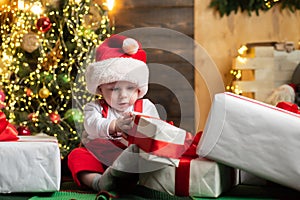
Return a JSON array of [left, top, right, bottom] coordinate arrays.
[[129, 98, 136, 106]]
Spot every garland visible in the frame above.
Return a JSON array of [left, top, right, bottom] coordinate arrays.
[[210, 0, 300, 17]]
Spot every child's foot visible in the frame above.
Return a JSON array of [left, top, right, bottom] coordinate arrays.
[[98, 167, 138, 192]]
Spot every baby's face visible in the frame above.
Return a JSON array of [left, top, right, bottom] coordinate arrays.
[[99, 81, 139, 112]]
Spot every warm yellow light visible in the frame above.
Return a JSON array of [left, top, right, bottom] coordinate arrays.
[[18, 0, 25, 10], [31, 3, 43, 15], [237, 56, 247, 64], [235, 70, 242, 79], [106, 0, 114, 11], [238, 45, 248, 55]]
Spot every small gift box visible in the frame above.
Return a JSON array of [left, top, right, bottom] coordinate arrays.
[[139, 157, 234, 197], [197, 92, 300, 191], [139, 132, 234, 197], [128, 114, 193, 167], [0, 135, 61, 193]]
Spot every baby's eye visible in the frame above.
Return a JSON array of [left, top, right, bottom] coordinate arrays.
[[127, 86, 137, 90], [111, 87, 120, 91]]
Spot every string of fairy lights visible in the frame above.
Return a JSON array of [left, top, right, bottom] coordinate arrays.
[[0, 0, 114, 157], [226, 45, 249, 95]]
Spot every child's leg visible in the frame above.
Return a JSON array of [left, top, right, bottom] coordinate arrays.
[[68, 147, 106, 188], [78, 171, 102, 191]]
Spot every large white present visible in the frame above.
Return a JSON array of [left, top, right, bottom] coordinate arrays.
[[0, 135, 61, 193], [128, 114, 193, 167], [197, 92, 300, 191], [139, 157, 234, 197]]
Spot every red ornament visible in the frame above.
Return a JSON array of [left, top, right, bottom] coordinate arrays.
[[36, 17, 52, 33], [49, 112, 60, 124], [0, 90, 5, 109], [17, 126, 31, 136], [25, 88, 33, 97]]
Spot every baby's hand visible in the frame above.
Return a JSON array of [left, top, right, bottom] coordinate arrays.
[[115, 112, 134, 134]]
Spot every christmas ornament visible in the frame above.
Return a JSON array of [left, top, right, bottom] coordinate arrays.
[[57, 73, 69, 89], [40, 73, 53, 84], [41, 40, 62, 70], [82, 5, 102, 31], [36, 16, 52, 33], [49, 112, 60, 124], [25, 88, 33, 97], [64, 108, 83, 124], [28, 113, 38, 122], [21, 32, 40, 53], [17, 126, 31, 135], [39, 86, 50, 99]]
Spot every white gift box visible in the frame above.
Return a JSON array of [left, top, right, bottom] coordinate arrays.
[[110, 144, 167, 174], [0, 136, 61, 193], [197, 92, 300, 191], [128, 114, 193, 167], [139, 157, 234, 197]]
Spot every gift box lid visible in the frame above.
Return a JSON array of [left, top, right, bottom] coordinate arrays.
[[18, 134, 58, 143]]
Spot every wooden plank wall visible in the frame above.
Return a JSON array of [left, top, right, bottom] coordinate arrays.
[[110, 0, 195, 133]]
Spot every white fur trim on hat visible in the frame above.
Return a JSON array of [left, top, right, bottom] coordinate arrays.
[[85, 57, 149, 99]]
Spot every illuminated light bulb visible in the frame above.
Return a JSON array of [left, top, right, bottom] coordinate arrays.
[[18, 0, 25, 10], [237, 56, 247, 64], [238, 45, 248, 55], [31, 3, 43, 15], [106, 0, 115, 11]]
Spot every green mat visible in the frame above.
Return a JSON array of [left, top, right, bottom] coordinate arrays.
[[29, 191, 96, 200], [1, 184, 300, 200]]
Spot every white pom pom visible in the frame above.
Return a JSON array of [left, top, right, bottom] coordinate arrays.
[[122, 38, 139, 55]]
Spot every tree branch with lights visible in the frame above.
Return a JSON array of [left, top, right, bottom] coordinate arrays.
[[0, 0, 114, 157], [210, 0, 300, 17]]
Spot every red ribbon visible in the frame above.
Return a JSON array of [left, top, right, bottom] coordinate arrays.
[[175, 131, 202, 196], [128, 114, 203, 196], [128, 115, 194, 159], [276, 101, 300, 114], [0, 111, 18, 141]]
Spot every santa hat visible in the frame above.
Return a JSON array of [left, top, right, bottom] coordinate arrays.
[[85, 34, 148, 98]]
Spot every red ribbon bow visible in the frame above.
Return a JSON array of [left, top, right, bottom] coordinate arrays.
[[0, 111, 18, 141]]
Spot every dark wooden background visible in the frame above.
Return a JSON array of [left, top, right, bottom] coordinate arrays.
[[109, 0, 195, 133]]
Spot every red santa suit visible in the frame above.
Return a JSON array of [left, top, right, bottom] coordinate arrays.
[[68, 98, 159, 186]]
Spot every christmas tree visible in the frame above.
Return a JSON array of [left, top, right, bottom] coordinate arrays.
[[0, 0, 114, 157]]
